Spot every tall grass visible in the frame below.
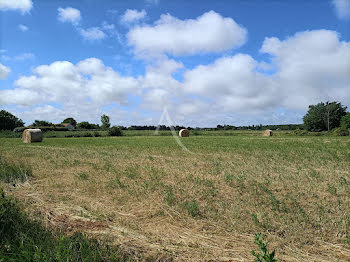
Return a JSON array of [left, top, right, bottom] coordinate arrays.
[[0, 155, 31, 183]]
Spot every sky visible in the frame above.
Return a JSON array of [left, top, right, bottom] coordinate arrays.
[[0, 0, 349, 127]]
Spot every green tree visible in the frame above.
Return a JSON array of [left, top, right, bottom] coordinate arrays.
[[303, 101, 347, 132], [0, 110, 25, 131], [77, 121, 92, 129], [32, 120, 53, 127], [77, 122, 100, 130], [62, 118, 77, 127], [341, 113, 350, 129], [101, 114, 111, 129]]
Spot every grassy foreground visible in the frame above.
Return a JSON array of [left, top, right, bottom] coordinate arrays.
[[1, 135, 350, 261], [0, 157, 130, 262]]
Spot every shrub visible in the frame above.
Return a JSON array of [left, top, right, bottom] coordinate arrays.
[[192, 131, 200, 136], [93, 131, 101, 137], [82, 132, 93, 137], [333, 127, 349, 136], [108, 126, 123, 137], [0, 130, 21, 138], [294, 129, 308, 136]]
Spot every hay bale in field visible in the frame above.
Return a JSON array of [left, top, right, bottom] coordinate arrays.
[[179, 129, 190, 137], [263, 129, 273, 137], [22, 129, 43, 143]]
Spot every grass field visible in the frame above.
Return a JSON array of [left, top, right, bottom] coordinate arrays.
[[1, 134, 350, 261]]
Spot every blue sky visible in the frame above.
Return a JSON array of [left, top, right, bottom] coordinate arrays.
[[0, 0, 349, 127]]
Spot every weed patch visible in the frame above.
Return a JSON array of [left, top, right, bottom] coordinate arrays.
[[182, 200, 200, 217]]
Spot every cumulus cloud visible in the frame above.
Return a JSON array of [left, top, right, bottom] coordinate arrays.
[[121, 9, 147, 23], [78, 27, 106, 40], [0, 58, 140, 107], [140, 58, 184, 110], [0, 63, 11, 79], [57, 7, 81, 25], [127, 11, 247, 57], [332, 0, 350, 20], [261, 29, 350, 109], [0, 0, 32, 13], [183, 54, 277, 114], [77, 58, 140, 104], [18, 24, 28, 32], [159, 29, 350, 121], [2, 29, 349, 127], [57, 7, 112, 41]]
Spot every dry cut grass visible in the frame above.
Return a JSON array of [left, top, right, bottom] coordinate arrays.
[[1, 135, 350, 261]]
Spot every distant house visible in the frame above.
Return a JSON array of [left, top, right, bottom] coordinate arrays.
[[61, 123, 75, 131]]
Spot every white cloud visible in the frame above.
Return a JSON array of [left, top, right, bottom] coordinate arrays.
[[0, 88, 42, 105], [183, 54, 277, 113], [57, 7, 81, 25], [18, 24, 28, 32], [0, 58, 140, 107], [127, 11, 247, 57], [19, 105, 66, 124], [79, 27, 106, 40], [260, 29, 350, 109], [0, 63, 11, 79], [140, 58, 184, 110], [77, 58, 140, 104], [121, 9, 147, 23], [2, 30, 349, 127], [0, 0, 32, 13], [160, 29, 350, 121], [332, 0, 350, 20]]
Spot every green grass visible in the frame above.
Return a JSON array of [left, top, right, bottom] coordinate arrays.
[[0, 155, 31, 184], [0, 134, 349, 261], [0, 186, 131, 262]]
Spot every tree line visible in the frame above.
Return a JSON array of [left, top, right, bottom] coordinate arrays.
[[1, 101, 349, 134]]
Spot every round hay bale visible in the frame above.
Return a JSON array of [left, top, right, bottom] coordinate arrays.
[[179, 129, 190, 137], [262, 129, 273, 137], [22, 129, 43, 143]]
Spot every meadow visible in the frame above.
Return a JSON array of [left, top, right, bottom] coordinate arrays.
[[1, 133, 350, 261]]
